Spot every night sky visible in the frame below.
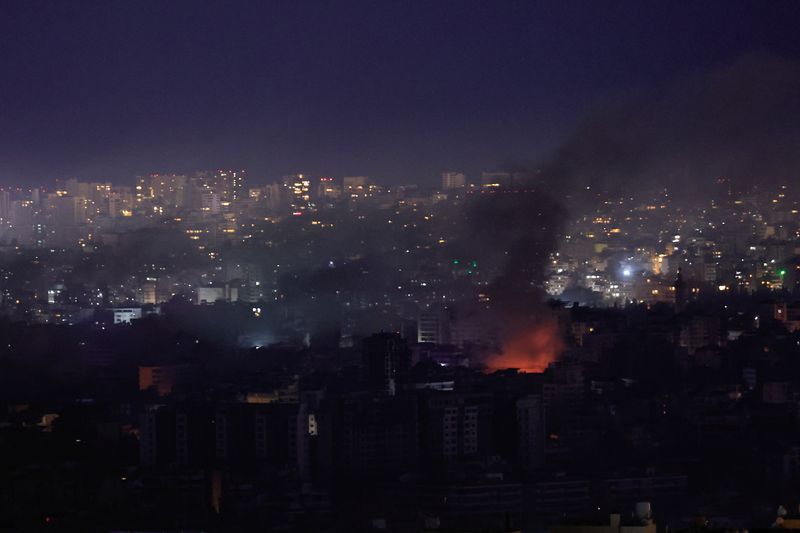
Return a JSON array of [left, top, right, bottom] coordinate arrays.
[[0, 0, 798, 185]]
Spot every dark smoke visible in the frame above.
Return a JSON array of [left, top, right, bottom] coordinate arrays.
[[453, 189, 567, 309], [541, 52, 800, 205], [446, 189, 569, 371]]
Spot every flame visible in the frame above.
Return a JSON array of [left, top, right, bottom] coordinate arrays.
[[485, 319, 564, 373]]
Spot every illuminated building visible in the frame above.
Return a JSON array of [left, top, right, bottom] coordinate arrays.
[[282, 173, 314, 213], [107, 187, 134, 218], [316, 177, 341, 200], [136, 174, 188, 209], [342, 175, 368, 190], [342, 175, 371, 199], [140, 279, 157, 304], [183, 170, 245, 213], [113, 307, 142, 324], [197, 283, 239, 304], [213, 169, 245, 203], [481, 171, 513, 188]]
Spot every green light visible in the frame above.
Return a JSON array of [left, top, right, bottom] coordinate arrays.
[[780, 269, 787, 276], [471, 260, 478, 268], [453, 259, 460, 265]]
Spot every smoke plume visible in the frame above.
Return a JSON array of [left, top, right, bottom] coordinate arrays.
[[541, 52, 800, 206], [448, 188, 569, 372]]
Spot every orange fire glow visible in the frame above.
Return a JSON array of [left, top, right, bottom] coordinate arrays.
[[484, 319, 564, 373]]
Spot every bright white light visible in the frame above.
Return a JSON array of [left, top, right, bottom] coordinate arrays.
[[623, 268, 632, 277]]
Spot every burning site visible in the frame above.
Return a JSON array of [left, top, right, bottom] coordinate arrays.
[[447, 187, 569, 373], [484, 316, 566, 373]]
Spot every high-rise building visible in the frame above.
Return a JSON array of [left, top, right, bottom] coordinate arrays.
[[213, 402, 302, 471], [201, 191, 221, 215], [139, 405, 174, 467], [196, 282, 239, 304], [213, 169, 245, 203], [516, 394, 545, 470], [441, 172, 467, 190], [282, 174, 313, 213], [154, 174, 188, 208], [140, 279, 158, 304], [261, 183, 283, 213], [316, 177, 341, 201], [422, 392, 492, 462], [0, 190, 10, 222], [417, 306, 451, 344], [135, 174, 188, 210], [45, 193, 89, 246], [342, 176, 370, 199], [9, 200, 35, 245], [48, 194, 84, 226], [316, 395, 419, 481], [139, 404, 213, 468], [342, 176, 368, 190], [107, 186, 134, 217]]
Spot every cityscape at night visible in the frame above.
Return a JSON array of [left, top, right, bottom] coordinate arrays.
[[2, 1, 800, 532]]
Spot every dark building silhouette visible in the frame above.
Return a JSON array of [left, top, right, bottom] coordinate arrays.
[[316, 394, 419, 481], [419, 391, 493, 464], [673, 267, 687, 313], [362, 332, 411, 395]]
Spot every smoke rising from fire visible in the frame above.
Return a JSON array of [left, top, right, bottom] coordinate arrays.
[[483, 317, 565, 373], [470, 52, 800, 372], [449, 189, 568, 372], [540, 52, 800, 206]]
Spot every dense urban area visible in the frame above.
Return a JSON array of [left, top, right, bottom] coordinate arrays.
[[1, 170, 800, 531]]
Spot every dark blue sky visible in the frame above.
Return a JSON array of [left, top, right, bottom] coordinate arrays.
[[0, 0, 798, 184]]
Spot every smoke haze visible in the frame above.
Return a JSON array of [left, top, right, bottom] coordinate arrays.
[[541, 52, 800, 205], [448, 189, 569, 372]]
